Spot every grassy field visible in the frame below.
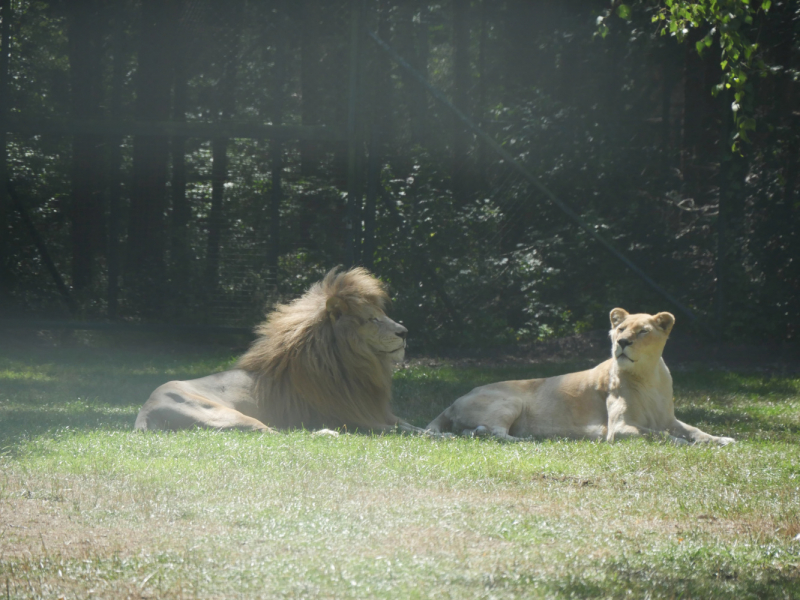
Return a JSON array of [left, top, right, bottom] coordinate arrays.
[[1, 333, 799, 599]]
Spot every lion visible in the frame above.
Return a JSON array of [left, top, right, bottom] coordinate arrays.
[[425, 308, 735, 446], [135, 267, 422, 433]]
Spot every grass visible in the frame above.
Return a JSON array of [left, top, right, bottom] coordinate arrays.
[[1, 333, 799, 598]]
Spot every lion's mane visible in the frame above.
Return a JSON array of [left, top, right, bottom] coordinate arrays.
[[236, 268, 400, 430]]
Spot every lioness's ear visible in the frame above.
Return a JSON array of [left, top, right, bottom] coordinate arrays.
[[609, 308, 629, 328], [654, 312, 675, 335], [326, 296, 349, 323]]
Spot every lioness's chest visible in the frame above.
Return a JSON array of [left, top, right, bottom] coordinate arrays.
[[618, 380, 674, 427]]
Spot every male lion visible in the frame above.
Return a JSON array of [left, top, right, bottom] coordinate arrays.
[[135, 268, 419, 433], [426, 308, 734, 445]]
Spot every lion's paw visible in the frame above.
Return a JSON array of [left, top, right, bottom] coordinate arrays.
[[462, 425, 490, 438], [716, 436, 736, 446], [312, 428, 340, 437]]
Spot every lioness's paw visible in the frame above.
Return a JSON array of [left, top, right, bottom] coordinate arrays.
[[716, 436, 735, 446], [670, 436, 691, 446]]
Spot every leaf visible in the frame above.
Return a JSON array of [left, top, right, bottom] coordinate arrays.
[[616, 4, 632, 20], [762, 0, 772, 10]]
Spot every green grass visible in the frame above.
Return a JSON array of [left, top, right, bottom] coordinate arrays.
[[1, 336, 799, 598]]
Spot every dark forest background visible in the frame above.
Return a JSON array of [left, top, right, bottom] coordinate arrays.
[[0, 0, 797, 350]]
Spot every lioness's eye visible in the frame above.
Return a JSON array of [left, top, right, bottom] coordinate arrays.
[[639, 329, 649, 335]]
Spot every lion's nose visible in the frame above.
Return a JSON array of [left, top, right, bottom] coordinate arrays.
[[618, 338, 632, 349], [396, 327, 408, 340]]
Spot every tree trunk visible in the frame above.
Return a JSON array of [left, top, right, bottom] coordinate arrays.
[[396, 0, 428, 145], [475, 0, 491, 190], [300, 0, 322, 176], [757, 3, 800, 339], [371, 0, 394, 143], [170, 18, 189, 315], [204, 0, 242, 293], [107, 2, 126, 319], [0, 0, 11, 296], [66, 1, 105, 291], [680, 29, 720, 190], [451, 0, 470, 205], [268, 2, 288, 290], [127, 0, 181, 314]]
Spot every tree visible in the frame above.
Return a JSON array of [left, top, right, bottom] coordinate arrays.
[[66, 0, 105, 291], [601, 0, 774, 149], [126, 0, 181, 313]]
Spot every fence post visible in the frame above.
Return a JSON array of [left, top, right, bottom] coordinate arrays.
[[345, 0, 365, 268]]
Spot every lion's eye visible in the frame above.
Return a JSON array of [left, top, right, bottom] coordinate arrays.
[[639, 329, 650, 336]]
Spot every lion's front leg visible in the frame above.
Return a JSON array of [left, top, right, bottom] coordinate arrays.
[[669, 419, 735, 446], [395, 420, 439, 436]]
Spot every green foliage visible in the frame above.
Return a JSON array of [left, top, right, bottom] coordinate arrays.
[[656, 0, 772, 149], [619, 1, 773, 150], [4, 1, 799, 348]]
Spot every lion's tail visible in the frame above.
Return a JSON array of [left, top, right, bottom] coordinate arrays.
[[425, 408, 454, 434]]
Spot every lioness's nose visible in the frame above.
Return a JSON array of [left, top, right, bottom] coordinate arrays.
[[396, 326, 408, 340], [618, 338, 632, 348]]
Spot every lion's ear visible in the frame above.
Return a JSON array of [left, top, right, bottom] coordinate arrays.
[[326, 296, 349, 323], [654, 312, 675, 335], [609, 308, 629, 328]]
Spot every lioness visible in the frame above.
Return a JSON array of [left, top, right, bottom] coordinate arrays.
[[426, 308, 734, 445]]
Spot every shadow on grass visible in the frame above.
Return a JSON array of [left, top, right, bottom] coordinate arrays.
[[674, 369, 800, 398], [0, 409, 136, 450], [0, 340, 239, 448], [543, 564, 800, 600], [675, 406, 752, 428]]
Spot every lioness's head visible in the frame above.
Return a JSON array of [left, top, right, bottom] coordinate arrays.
[[609, 308, 674, 369]]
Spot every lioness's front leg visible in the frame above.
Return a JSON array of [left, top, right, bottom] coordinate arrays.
[[606, 395, 688, 445], [669, 419, 735, 446]]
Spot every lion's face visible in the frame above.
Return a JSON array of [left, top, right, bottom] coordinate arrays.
[[357, 312, 408, 362], [609, 308, 674, 370], [326, 294, 408, 363]]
